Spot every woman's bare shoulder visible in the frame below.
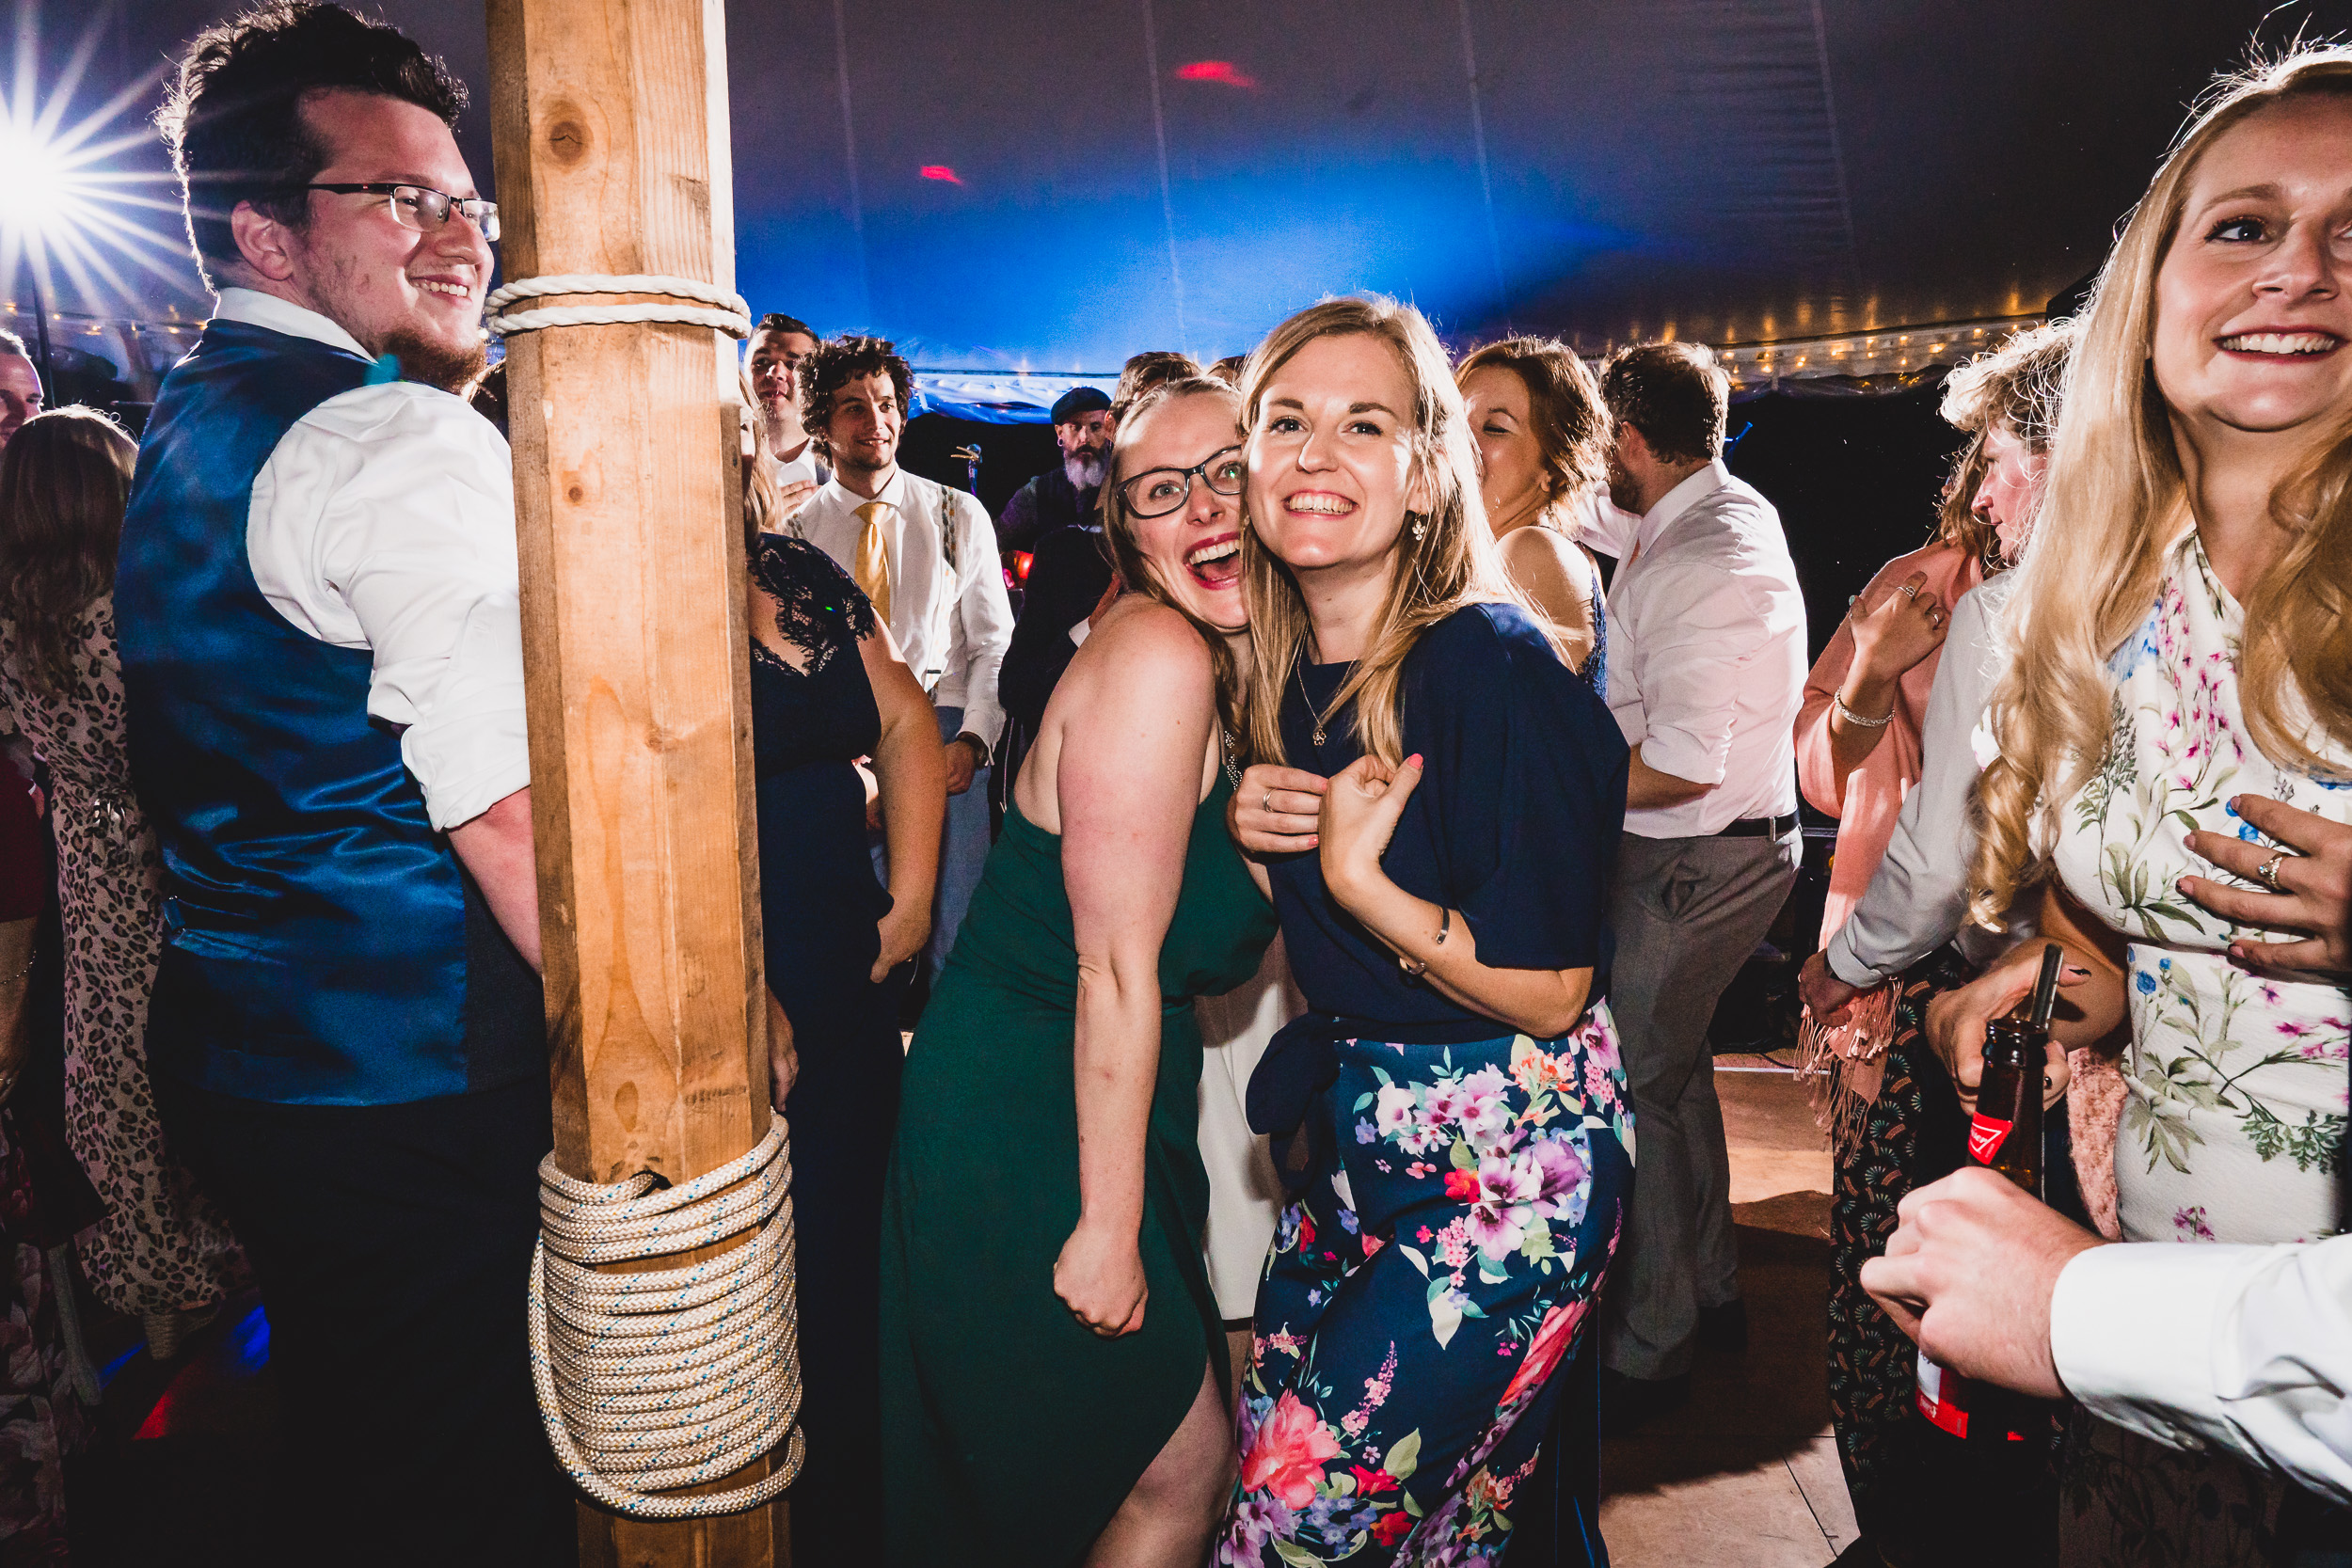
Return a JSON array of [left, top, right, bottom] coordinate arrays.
[[1070, 595, 1216, 684]]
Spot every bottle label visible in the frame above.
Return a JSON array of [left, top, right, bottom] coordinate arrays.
[[1915, 1346, 1970, 1437], [1967, 1112, 2014, 1165]]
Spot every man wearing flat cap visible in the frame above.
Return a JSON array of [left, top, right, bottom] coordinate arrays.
[[995, 384, 1113, 555], [993, 387, 1123, 800]]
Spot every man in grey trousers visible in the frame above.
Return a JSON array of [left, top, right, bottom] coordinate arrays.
[[1592, 342, 1807, 1426]]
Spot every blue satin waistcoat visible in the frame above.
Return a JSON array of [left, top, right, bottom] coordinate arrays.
[[116, 319, 543, 1105]]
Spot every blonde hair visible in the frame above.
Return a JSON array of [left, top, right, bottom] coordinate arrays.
[[1238, 295, 1551, 768], [1967, 49, 2352, 929], [1931, 318, 2079, 562]]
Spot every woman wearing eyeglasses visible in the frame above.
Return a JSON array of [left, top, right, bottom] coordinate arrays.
[[880, 377, 1278, 1566]]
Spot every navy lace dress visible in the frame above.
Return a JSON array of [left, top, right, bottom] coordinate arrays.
[[748, 534, 898, 1562]]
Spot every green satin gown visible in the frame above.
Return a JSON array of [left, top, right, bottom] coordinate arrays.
[[880, 773, 1277, 1566]]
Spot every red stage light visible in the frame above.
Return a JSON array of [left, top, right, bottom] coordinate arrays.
[[1175, 61, 1256, 88], [920, 165, 962, 184]]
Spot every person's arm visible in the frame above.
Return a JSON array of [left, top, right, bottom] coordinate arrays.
[[1318, 752, 1592, 1038], [1626, 744, 1712, 811], [281, 388, 538, 960], [1859, 1166, 2352, 1509], [1615, 554, 1766, 812], [2054, 1232, 2352, 1506], [1052, 603, 1216, 1338], [1818, 580, 2010, 990], [1819, 567, 1947, 789], [860, 620, 948, 981], [447, 787, 541, 972], [941, 496, 1014, 784]]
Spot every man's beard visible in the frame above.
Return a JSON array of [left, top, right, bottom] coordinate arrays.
[[378, 324, 488, 394], [1065, 449, 1108, 490]]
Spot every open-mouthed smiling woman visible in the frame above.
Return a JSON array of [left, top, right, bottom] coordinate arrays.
[[880, 378, 1279, 1568], [1216, 297, 1632, 1567]]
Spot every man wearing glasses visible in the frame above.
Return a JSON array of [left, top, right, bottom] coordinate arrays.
[[116, 6, 566, 1560]]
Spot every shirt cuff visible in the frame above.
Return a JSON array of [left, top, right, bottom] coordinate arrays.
[[1822, 928, 1883, 990], [2051, 1242, 2266, 1451]]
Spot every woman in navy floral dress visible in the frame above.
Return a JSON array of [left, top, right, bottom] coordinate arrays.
[[1219, 298, 1632, 1566]]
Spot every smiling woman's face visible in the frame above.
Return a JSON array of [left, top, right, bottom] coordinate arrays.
[[1119, 390, 1248, 631], [2153, 93, 2352, 452], [1461, 364, 1549, 532], [1246, 332, 1428, 579]]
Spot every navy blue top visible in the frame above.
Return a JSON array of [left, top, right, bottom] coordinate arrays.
[[1267, 602, 1629, 1035], [118, 320, 542, 1105]]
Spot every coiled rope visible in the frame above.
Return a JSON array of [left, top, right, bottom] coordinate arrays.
[[529, 1115, 805, 1519], [485, 273, 754, 339]]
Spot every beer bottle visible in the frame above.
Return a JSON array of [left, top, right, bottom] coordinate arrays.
[[1915, 942, 2062, 1445]]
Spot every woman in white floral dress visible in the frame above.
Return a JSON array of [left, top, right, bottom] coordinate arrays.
[[0, 409, 243, 1351], [1931, 52, 2352, 1567]]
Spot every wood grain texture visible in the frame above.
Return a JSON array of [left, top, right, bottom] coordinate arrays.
[[486, 0, 783, 1557]]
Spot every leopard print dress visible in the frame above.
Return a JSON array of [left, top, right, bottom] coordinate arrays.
[[0, 599, 243, 1318]]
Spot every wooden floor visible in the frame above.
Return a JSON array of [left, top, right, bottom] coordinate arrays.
[[71, 1052, 1860, 1566], [1597, 1052, 1859, 1567]]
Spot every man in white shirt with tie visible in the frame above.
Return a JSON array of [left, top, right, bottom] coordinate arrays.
[[1593, 341, 1808, 1425], [792, 336, 1013, 979]]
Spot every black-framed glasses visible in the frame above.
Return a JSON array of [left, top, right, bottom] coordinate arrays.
[[1118, 446, 1245, 518], [302, 182, 501, 244]]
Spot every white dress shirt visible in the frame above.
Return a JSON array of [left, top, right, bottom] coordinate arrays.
[[795, 467, 1013, 751], [1605, 460, 1806, 837], [1823, 573, 2018, 985], [2053, 1233, 2352, 1507], [218, 289, 529, 832]]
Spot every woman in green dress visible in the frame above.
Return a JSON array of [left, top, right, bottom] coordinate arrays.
[[881, 376, 1278, 1566]]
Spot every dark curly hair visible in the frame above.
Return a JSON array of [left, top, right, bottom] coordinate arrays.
[[1457, 336, 1610, 503], [156, 2, 466, 283], [1599, 341, 1729, 468], [800, 335, 915, 461]]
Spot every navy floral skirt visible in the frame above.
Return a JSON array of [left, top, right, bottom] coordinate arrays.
[[1218, 1007, 1634, 1566]]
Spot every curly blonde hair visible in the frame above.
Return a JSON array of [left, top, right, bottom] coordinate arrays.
[[1966, 48, 2352, 930]]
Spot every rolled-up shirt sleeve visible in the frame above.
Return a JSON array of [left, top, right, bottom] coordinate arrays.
[[2052, 1236, 2352, 1507], [278, 385, 529, 830], [1624, 560, 1769, 788]]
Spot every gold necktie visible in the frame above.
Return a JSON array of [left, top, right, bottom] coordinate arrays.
[[851, 500, 893, 625]]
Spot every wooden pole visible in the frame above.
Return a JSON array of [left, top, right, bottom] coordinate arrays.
[[484, 0, 784, 1561]]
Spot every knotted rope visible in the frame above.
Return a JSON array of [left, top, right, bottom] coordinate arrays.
[[485, 273, 754, 339], [529, 1115, 805, 1519]]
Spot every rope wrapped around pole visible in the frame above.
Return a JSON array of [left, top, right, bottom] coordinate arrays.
[[485, 273, 755, 339], [529, 1116, 805, 1519]]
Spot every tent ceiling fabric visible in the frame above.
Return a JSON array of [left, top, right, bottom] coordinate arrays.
[[63, 0, 2352, 368]]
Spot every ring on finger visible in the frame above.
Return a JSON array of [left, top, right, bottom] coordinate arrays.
[[1896, 583, 1918, 599], [2257, 849, 2292, 895], [1262, 790, 1273, 813]]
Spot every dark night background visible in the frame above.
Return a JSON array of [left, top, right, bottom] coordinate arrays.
[[19, 0, 2352, 643]]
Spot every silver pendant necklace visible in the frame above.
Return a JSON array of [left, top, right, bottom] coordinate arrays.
[[1295, 649, 1341, 748]]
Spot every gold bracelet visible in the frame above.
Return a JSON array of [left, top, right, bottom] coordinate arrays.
[[1831, 689, 1896, 729], [1399, 906, 1450, 981]]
